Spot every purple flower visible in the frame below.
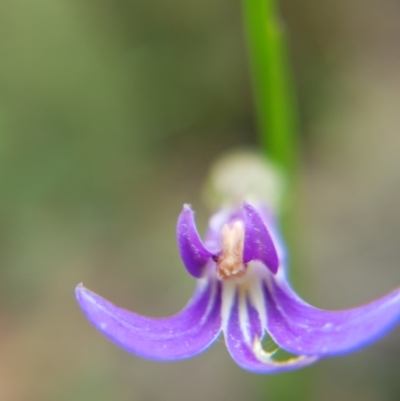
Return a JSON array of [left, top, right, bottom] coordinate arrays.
[[75, 202, 400, 373]]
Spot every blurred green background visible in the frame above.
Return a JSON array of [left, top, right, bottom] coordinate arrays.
[[0, 0, 399, 400]]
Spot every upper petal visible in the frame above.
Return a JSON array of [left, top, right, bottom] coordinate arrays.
[[177, 204, 213, 278], [242, 203, 279, 274], [265, 276, 400, 356], [75, 279, 222, 361], [251, 204, 288, 270], [224, 287, 318, 373]]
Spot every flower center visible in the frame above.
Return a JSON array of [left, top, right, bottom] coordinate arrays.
[[215, 221, 247, 280]]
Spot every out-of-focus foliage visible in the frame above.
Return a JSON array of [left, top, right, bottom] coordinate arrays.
[[0, 0, 252, 306], [0, 0, 399, 400]]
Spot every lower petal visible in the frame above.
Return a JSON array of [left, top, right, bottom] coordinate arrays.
[[76, 279, 222, 361], [224, 289, 318, 373], [265, 276, 400, 356]]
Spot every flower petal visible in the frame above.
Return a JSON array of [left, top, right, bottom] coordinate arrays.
[[265, 276, 400, 356], [224, 289, 318, 373], [177, 204, 213, 277], [242, 203, 279, 274], [253, 204, 289, 270], [75, 279, 222, 361]]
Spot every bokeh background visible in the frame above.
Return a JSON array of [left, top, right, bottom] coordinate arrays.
[[0, 0, 399, 400]]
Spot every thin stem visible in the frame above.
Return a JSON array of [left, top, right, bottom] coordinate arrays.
[[241, 3, 313, 400], [241, 0, 299, 175]]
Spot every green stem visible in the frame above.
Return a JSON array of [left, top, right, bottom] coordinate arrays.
[[241, 4, 314, 401], [241, 0, 299, 175]]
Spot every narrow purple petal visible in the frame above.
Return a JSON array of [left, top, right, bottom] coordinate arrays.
[[254, 204, 289, 270], [177, 204, 213, 278], [242, 203, 279, 274], [224, 290, 318, 373], [75, 280, 222, 361], [265, 277, 400, 356]]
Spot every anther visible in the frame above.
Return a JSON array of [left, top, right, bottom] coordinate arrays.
[[216, 221, 247, 279]]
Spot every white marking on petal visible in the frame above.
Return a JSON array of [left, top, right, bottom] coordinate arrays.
[[274, 266, 287, 284], [238, 289, 251, 344], [241, 262, 268, 330], [219, 261, 271, 341], [253, 337, 278, 359], [253, 337, 318, 366], [196, 276, 210, 292], [248, 278, 267, 331], [221, 280, 237, 332], [199, 278, 218, 325]]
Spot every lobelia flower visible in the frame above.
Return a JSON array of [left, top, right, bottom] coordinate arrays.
[[75, 202, 400, 373]]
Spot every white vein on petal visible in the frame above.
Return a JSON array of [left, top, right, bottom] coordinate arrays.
[[238, 288, 251, 344], [247, 272, 268, 331], [221, 280, 237, 332], [199, 278, 218, 326]]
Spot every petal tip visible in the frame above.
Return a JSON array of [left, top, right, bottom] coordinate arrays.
[[75, 283, 100, 312], [242, 201, 253, 211], [177, 204, 212, 278], [242, 202, 279, 274], [182, 203, 192, 211], [265, 280, 400, 357], [75, 282, 85, 300]]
